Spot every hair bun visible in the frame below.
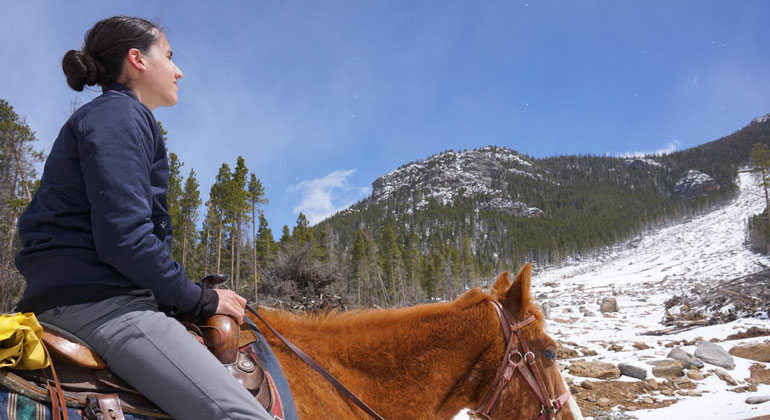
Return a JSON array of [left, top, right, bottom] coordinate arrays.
[[61, 49, 105, 91]]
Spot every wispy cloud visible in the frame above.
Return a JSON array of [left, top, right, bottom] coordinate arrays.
[[684, 74, 700, 96], [290, 169, 370, 225], [619, 140, 681, 158]]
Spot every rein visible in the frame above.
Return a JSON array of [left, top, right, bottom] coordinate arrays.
[[245, 305, 387, 420], [469, 301, 571, 420]]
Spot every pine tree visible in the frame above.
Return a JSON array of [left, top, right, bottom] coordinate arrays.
[[209, 163, 231, 274], [279, 225, 292, 248], [179, 169, 201, 271], [167, 152, 184, 262], [229, 157, 250, 292], [751, 142, 770, 228], [0, 99, 43, 310], [247, 174, 268, 300], [293, 213, 313, 244]]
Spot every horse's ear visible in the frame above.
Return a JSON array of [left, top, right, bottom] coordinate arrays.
[[504, 263, 532, 318], [491, 271, 511, 297]]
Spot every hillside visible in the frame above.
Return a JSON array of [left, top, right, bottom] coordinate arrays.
[[314, 114, 770, 305]]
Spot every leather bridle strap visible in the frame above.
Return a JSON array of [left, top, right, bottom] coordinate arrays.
[[470, 301, 571, 420], [245, 305, 387, 420]]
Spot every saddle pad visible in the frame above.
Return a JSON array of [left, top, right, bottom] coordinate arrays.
[[0, 387, 159, 420]]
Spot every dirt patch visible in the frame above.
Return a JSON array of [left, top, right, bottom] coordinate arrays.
[[571, 379, 695, 417], [749, 363, 770, 385]]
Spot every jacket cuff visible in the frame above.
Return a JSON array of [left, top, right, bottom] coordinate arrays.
[[191, 288, 219, 320]]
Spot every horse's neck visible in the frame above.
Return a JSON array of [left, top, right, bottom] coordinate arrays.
[[261, 301, 501, 419]]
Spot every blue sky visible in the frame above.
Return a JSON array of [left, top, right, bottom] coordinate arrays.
[[2, 1, 769, 232]]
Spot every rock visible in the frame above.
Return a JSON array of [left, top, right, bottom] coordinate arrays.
[[660, 389, 674, 396], [686, 369, 704, 380], [618, 363, 647, 380], [583, 309, 596, 317], [673, 377, 691, 385], [580, 348, 598, 357], [729, 341, 770, 362], [713, 368, 738, 385], [633, 342, 650, 350], [674, 170, 720, 198], [695, 341, 735, 370], [650, 359, 684, 378], [597, 397, 613, 407], [667, 347, 704, 369], [580, 380, 594, 389], [568, 360, 621, 379], [600, 297, 619, 313], [746, 396, 770, 405], [557, 343, 579, 360], [642, 396, 654, 404], [608, 343, 625, 352], [541, 302, 551, 319]]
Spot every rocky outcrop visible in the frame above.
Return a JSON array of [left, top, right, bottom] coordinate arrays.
[[625, 158, 662, 171], [674, 170, 719, 199]]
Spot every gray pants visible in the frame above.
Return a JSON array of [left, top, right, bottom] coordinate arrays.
[[37, 291, 273, 420]]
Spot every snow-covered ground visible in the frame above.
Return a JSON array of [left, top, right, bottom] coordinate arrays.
[[454, 171, 770, 420]]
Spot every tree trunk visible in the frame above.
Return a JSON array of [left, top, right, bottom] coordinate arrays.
[[204, 222, 210, 275], [235, 215, 241, 293], [181, 222, 189, 267], [216, 218, 222, 274], [230, 229, 235, 290], [252, 204, 257, 302]]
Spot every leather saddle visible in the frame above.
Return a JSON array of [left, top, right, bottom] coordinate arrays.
[[0, 314, 279, 420]]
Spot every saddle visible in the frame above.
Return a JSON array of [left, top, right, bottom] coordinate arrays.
[[0, 314, 282, 420]]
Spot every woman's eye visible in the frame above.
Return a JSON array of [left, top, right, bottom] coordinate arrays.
[[544, 349, 556, 360]]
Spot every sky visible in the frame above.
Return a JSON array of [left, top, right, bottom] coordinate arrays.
[[2, 1, 770, 232]]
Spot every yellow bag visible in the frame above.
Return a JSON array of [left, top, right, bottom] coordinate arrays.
[[0, 312, 50, 370]]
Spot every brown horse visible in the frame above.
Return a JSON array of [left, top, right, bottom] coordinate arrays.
[[252, 264, 583, 420]]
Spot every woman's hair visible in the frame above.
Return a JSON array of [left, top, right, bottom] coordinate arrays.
[[62, 16, 159, 91]]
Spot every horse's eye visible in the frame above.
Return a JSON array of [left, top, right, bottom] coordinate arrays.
[[544, 349, 556, 360]]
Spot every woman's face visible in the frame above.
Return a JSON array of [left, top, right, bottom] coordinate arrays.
[[140, 31, 183, 109]]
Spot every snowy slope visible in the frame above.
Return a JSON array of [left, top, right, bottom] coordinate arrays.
[[453, 171, 770, 420]]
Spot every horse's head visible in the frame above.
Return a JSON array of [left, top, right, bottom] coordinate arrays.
[[470, 263, 583, 420]]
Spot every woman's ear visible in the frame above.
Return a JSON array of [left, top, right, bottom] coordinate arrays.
[[125, 48, 147, 72]]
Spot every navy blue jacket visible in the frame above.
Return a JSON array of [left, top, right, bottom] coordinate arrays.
[[15, 83, 207, 315]]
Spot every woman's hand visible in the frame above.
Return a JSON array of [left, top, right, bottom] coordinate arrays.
[[214, 289, 247, 324]]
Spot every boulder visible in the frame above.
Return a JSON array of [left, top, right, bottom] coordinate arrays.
[[746, 396, 770, 405], [695, 341, 735, 370], [667, 347, 704, 369], [618, 363, 647, 380], [713, 368, 738, 385], [729, 341, 770, 362], [568, 360, 621, 380], [649, 359, 684, 378], [600, 298, 619, 313], [686, 369, 704, 381]]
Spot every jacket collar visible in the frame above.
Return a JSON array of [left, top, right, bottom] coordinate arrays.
[[103, 82, 138, 100]]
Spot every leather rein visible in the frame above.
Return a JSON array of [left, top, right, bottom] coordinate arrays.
[[469, 301, 572, 420]]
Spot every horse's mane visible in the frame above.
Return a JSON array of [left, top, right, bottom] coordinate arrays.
[[260, 286, 546, 335], [260, 288, 494, 334]]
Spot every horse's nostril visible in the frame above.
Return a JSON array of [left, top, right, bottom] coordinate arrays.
[[544, 349, 556, 360]]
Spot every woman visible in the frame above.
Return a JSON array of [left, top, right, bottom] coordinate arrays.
[[14, 16, 273, 420]]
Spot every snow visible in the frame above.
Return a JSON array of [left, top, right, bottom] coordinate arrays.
[[753, 114, 770, 124], [453, 171, 770, 420]]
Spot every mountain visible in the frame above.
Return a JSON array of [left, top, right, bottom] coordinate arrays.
[[314, 115, 770, 302], [452, 164, 770, 420]]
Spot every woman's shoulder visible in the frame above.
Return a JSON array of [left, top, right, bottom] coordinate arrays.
[[71, 90, 157, 134]]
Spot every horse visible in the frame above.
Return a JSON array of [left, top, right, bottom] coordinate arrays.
[[254, 263, 583, 420], [0, 264, 582, 420]]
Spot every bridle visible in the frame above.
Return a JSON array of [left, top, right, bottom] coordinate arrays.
[[469, 300, 572, 420]]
